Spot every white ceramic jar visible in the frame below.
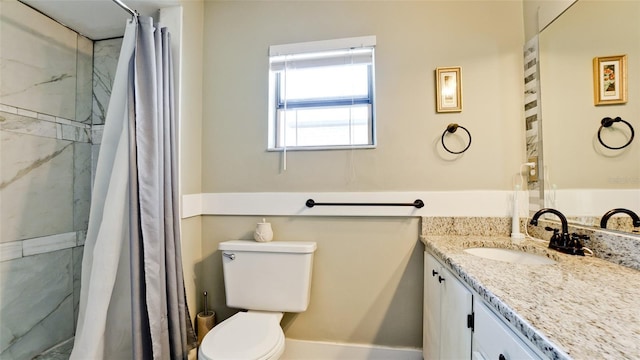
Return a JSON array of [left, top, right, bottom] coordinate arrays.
[[254, 218, 273, 242]]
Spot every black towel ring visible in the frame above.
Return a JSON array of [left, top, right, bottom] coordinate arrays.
[[597, 117, 635, 150], [441, 123, 472, 154]]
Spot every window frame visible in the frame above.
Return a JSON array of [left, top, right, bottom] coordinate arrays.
[[267, 36, 377, 151]]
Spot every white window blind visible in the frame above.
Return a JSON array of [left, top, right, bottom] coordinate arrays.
[[267, 36, 377, 152]]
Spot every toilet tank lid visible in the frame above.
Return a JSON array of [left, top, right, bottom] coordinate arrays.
[[219, 240, 317, 253]]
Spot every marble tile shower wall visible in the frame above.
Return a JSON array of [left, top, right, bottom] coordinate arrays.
[[91, 38, 123, 186], [0, 2, 118, 358]]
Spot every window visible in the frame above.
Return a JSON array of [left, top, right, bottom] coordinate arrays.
[[268, 36, 376, 150]]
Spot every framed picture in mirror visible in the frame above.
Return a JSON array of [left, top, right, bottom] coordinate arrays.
[[593, 55, 627, 105], [435, 66, 462, 112]]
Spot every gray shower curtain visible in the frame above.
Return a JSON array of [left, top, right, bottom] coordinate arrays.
[[71, 15, 195, 360], [129, 16, 195, 359]]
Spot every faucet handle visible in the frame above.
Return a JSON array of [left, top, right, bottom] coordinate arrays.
[[545, 227, 562, 247], [545, 227, 560, 244], [571, 233, 589, 240], [570, 233, 589, 248]]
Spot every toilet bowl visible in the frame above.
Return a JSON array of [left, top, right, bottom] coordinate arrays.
[[198, 311, 285, 360]]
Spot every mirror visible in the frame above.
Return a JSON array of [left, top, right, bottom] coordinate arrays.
[[538, 0, 639, 234]]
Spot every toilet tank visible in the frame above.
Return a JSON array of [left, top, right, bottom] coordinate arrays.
[[219, 240, 317, 312]]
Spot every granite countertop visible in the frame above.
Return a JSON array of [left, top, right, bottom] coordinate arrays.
[[420, 235, 640, 360]]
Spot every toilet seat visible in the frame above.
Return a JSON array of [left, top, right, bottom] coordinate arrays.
[[199, 311, 285, 360]]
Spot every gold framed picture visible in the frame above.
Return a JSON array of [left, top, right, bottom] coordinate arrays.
[[435, 66, 462, 113], [593, 55, 627, 105]]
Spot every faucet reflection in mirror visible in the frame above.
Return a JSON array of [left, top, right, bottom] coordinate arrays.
[[530, 208, 588, 256], [600, 208, 640, 230]]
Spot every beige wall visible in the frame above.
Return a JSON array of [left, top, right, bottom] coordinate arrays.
[[202, 1, 525, 193], [201, 216, 423, 347], [177, 0, 204, 322], [539, 0, 639, 189], [197, 0, 525, 348]]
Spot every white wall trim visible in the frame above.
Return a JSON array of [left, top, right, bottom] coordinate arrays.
[[281, 339, 422, 360], [182, 191, 529, 218], [182, 193, 203, 218], [547, 188, 640, 216]]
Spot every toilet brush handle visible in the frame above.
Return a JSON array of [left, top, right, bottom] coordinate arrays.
[[203, 291, 209, 315]]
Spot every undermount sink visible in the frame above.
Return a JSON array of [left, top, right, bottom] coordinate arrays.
[[464, 247, 557, 265]]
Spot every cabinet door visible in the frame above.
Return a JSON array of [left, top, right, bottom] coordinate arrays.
[[473, 299, 541, 360], [424, 253, 473, 360], [424, 253, 442, 359], [439, 263, 473, 360]]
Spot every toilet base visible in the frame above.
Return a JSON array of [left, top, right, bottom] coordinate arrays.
[[199, 311, 284, 360]]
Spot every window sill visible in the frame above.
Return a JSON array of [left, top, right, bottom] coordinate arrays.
[[267, 144, 377, 152]]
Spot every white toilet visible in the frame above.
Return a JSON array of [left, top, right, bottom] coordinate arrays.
[[199, 240, 317, 360]]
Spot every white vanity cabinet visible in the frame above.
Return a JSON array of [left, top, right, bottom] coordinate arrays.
[[472, 299, 542, 360], [424, 251, 543, 360], [423, 252, 473, 359]]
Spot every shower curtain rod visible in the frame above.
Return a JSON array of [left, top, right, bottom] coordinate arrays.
[[112, 0, 138, 18]]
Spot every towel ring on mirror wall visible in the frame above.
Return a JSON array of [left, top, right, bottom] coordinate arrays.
[[441, 123, 472, 154], [597, 117, 635, 150]]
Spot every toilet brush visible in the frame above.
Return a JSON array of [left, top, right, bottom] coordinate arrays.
[[197, 291, 215, 344]]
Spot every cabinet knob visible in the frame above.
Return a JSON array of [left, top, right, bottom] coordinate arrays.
[[498, 354, 506, 360], [438, 275, 445, 283], [432, 270, 438, 277]]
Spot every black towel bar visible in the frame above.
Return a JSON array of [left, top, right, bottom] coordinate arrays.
[[305, 199, 424, 209]]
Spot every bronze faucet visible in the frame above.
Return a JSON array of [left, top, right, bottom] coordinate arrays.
[[600, 208, 640, 229], [530, 208, 586, 256]]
